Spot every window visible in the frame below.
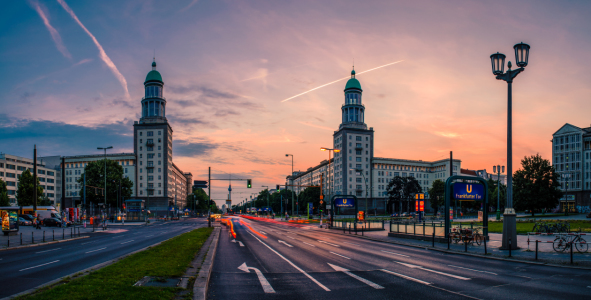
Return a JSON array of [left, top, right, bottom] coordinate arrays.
[[140, 139, 143, 143], [140, 154, 143, 158], [147, 131, 154, 136], [158, 131, 161, 135], [125, 168, 128, 173], [356, 157, 362, 162], [158, 168, 161, 172], [147, 161, 154, 167], [147, 146, 153, 151], [158, 160, 161, 165], [356, 143, 362, 148], [356, 150, 362, 155], [140, 169, 143, 173], [6, 173, 15, 178], [147, 169, 154, 173], [158, 146, 161, 150], [140, 147, 143, 151], [158, 175, 162, 180], [140, 161, 143, 165], [366, 137, 368, 141], [158, 153, 161, 158], [356, 136, 362, 141], [356, 178, 362, 183], [356, 164, 362, 169]]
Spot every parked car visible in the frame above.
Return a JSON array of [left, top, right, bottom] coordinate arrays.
[[19, 214, 35, 222], [43, 218, 63, 227], [402, 212, 408, 217], [18, 217, 32, 226]]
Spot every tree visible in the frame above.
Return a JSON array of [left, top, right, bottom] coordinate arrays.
[[298, 187, 321, 215], [39, 196, 52, 206], [16, 169, 44, 206], [189, 188, 210, 210], [0, 178, 10, 206], [513, 154, 562, 216], [428, 179, 445, 215], [386, 176, 422, 214], [77, 159, 133, 208]]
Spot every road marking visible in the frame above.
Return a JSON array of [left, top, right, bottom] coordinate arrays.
[[248, 231, 330, 291], [238, 241, 245, 247], [303, 242, 316, 247], [381, 269, 431, 285], [238, 262, 275, 293], [286, 236, 296, 240], [85, 247, 107, 254], [395, 262, 471, 280], [20, 260, 60, 271], [260, 231, 267, 235], [121, 240, 135, 245], [329, 251, 351, 259], [318, 240, 340, 247], [328, 263, 383, 289], [36, 248, 61, 254], [279, 240, 293, 247], [344, 242, 361, 246], [448, 265, 497, 275], [146, 235, 154, 237], [232, 239, 236, 243], [381, 250, 410, 257]]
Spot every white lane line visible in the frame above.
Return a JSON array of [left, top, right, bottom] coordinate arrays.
[[36, 248, 61, 254], [19, 260, 60, 271], [81, 241, 96, 245], [278, 240, 293, 247], [381, 269, 431, 285], [121, 240, 135, 245], [286, 236, 296, 240], [238, 241, 245, 247], [344, 242, 361, 246], [395, 262, 471, 280], [381, 250, 410, 257], [329, 251, 351, 259], [238, 262, 275, 293], [328, 263, 383, 289], [303, 242, 316, 247], [146, 235, 154, 237], [448, 265, 498, 275], [247, 231, 330, 291], [260, 231, 267, 235], [318, 240, 340, 247], [85, 247, 107, 254]]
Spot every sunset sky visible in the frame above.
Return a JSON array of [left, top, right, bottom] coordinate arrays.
[[2, 0, 591, 204]]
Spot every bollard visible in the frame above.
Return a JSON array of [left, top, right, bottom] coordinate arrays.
[[349, 224, 351, 234], [570, 242, 573, 264], [71, 227, 73, 238], [343, 223, 346, 234], [43, 231, 45, 242], [53, 230, 55, 241], [32, 231, 34, 244], [509, 238, 512, 257], [78, 227, 80, 237], [484, 236, 487, 255], [7, 236, 9, 248], [535, 240, 538, 260], [63, 229, 65, 239], [355, 223, 357, 235], [465, 238, 468, 252], [432, 231, 435, 247], [20, 233, 22, 245], [362, 226, 364, 236], [447, 232, 450, 250]]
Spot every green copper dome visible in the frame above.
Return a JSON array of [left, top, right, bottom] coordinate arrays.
[[344, 77, 362, 91], [145, 70, 162, 83]]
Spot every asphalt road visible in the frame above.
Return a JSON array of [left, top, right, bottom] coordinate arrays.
[[0, 218, 208, 299], [208, 216, 591, 300]]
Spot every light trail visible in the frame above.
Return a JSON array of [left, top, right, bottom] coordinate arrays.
[[281, 60, 404, 102]]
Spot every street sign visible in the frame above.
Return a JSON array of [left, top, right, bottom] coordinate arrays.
[[319, 195, 324, 200], [453, 182, 484, 201], [320, 200, 324, 205], [334, 198, 355, 208], [193, 180, 208, 189]]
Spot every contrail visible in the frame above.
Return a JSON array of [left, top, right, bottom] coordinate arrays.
[[31, 0, 72, 60], [281, 60, 404, 102], [57, 0, 130, 99]]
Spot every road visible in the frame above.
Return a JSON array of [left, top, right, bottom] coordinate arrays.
[[0, 218, 207, 299], [208, 216, 591, 300]]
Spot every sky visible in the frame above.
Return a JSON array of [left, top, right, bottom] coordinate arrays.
[[2, 0, 591, 205]]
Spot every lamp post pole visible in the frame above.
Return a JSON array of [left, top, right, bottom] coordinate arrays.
[[262, 186, 269, 217], [494, 165, 505, 221], [285, 154, 294, 215], [97, 146, 113, 216], [490, 42, 530, 250]]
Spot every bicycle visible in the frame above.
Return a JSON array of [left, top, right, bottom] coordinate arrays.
[[553, 233, 588, 253]]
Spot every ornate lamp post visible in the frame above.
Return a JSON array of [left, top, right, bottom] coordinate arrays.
[[285, 154, 295, 215], [490, 42, 530, 250], [493, 165, 505, 221]]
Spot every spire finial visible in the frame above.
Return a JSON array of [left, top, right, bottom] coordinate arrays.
[[152, 51, 157, 70], [351, 61, 356, 78]]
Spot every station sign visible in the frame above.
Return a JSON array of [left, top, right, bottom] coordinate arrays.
[[415, 200, 424, 212], [453, 182, 484, 201], [334, 198, 355, 208]]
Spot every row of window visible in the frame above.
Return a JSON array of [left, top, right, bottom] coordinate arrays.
[[139, 146, 162, 151]]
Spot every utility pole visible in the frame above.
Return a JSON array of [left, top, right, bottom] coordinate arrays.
[[33, 145, 37, 214], [208, 167, 211, 227], [451, 151, 456, 219]]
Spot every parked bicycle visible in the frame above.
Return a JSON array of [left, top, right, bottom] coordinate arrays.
[[450, 227, 483, 246], [532, 221, 570, 233], [553, 233, 588, 253]]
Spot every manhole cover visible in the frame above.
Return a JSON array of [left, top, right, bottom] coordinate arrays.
[[134, 276, 182, 287]]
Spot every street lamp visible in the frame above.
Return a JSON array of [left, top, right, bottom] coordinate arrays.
[[261, 186, 270, 217], [97, 146, 113, 214], [350, 168, 368, 215], [493, 165, 505, 221], [490, 42, 530, 250], [321, 147, 340, 224], [285, 154, 295, 215]]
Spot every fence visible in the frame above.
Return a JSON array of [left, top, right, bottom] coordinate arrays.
[[331, 220, 384, 231], [390, 221, 446, 237]]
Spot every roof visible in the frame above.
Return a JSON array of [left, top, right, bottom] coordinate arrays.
[[145, 70, 163, 83], [344, 78, 362, 91], [460, 168, 478, 176]]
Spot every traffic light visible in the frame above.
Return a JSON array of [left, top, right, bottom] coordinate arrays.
[[247, 179, 252, 188], [276, 184, 280, 190]]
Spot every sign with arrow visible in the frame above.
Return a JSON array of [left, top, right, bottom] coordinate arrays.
[[237, 263, 275, 293]]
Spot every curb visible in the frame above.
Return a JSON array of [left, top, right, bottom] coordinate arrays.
[[193, 226, 220, 300], [0, 236, 90, 252], [1, 228, 203, 300]]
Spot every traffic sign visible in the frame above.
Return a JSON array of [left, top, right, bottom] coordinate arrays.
[[193, 180, 208, 189], [319, 195, 324, 200], [320, 200, 324, 205]]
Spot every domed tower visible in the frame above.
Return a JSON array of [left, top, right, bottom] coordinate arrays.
[[141, 59, 167, 123], [340, 68, 367, 130], [332, 67, 374, 198]]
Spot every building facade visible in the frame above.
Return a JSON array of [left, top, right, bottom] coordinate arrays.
[[552, 123, 591, 213], [0, 154, 57, 206], [289, 69, 462, 213]]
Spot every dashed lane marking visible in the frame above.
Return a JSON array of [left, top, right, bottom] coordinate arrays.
[[19, 260, 60, 272], [330, 251, 351, 259], [85, 247, 107, 254], [303, 242, 316, 247], [381, 250, 410, 257], [36, 248, 61, 254], [121, 240, 135, 244], [448, 265, 498, 275], [318, 240, 340, 247]]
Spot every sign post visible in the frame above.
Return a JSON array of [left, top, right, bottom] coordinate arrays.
[[444, 176, 489, 239], [331, 195, 358, 224]]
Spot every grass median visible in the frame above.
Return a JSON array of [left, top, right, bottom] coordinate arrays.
[[453, 220, 591, 234], [20, 227, 213, 300]]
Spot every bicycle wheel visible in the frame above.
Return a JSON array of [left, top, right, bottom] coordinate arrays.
[[575, 237, 588, 253], [553, 237, 567, 252], [473, 233, 482, 246], [451, 232, 460, 244]]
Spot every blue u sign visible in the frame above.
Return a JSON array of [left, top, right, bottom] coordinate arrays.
[[334, 198, 355, 208], [453, 183, 484, 201]]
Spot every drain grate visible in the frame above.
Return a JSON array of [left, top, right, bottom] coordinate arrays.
[[134, 276, 184, 287]]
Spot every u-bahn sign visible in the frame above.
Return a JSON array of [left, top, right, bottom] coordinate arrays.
[[453, 182, 484, 201], [334, 198, 355, 208]]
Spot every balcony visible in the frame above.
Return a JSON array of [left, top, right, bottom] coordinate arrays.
[[146, 165, 154, 169], [355, 146, 363, 151], [142, 96, 166, 101], [146, 141, 155, 147]]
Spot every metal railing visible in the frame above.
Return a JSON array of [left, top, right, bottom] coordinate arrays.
[[390, 221, 446, 237], [332, 219, 384, 231]]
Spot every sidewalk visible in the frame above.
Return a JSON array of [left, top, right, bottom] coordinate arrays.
[[0, 224, 113, 250]]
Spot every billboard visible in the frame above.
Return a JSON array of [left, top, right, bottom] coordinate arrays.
[[453, 183, 484, 201], [334, 197, 355, 208]]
